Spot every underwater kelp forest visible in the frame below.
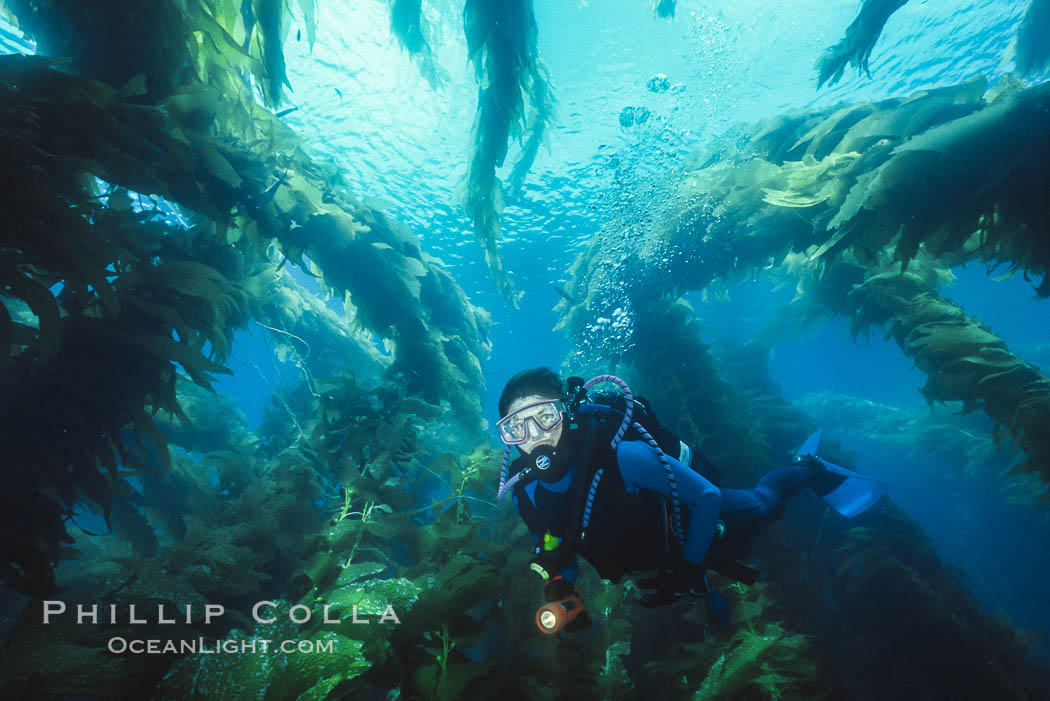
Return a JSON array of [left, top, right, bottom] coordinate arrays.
[[1, 0, 1050, 698]]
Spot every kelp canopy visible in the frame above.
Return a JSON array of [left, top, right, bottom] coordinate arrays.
[[558, 73, 1050, 494], [0, 1, 1049, 700]]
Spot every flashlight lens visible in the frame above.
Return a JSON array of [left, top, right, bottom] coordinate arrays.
[[539, 610, 558, 630]]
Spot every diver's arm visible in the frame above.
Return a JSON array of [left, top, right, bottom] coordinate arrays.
[[514, 497, 590, 633], [616, 440, 722, 565], [550, 556, 578, 585], [513, 492, 579, 585]]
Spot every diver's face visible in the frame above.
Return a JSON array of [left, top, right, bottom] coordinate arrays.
[[503, 394, 565, 455]]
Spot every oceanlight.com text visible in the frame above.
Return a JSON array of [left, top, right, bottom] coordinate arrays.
[[107, 637, 338, 655]]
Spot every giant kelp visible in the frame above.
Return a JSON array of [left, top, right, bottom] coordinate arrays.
[[0, 0, 489, 597], [828, 510, 1050, 698], [252, 266, 391, 384], [286, 205, 492, 426], [845, 269, 1050, 495], [2, 357, 651, 699], [2, 1, 1048, 698], [816, 0, 909, 89], [553, 67, 1050, 697], [175, 373, 566, 700], [0, 257, 249, 596], [5, 2, 484, 697], [0, 438, 330, 698], [712, 340, 818, 469], [555, 76, 993, 350], [61, 358, 518, 699], [692, 622, 818, 700], [761, 261, 1050, 500], [153, 382, 255, 455], [156, 614, 375, 700], [0, 0, 547, 310], [1, 0, 196, 100], [0, 59, 256, 593], [654, 0, 676, 20], [462, 0, 554, 306], [624, 583, 824, 700], [0, 56, 230, 594], [1, 48, 492, 421], [558, 74, 1050, 485], [826, 79, 1050, 285]]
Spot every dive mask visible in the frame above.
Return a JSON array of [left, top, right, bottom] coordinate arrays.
[[497, 399, 566, 446]]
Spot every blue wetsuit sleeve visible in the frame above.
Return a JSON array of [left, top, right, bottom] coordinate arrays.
[[557, 558, 578, 585], [616, 440, 722, 565]]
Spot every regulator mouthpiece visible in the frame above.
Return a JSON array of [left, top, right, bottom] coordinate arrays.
[[531, 444, 555, 472]]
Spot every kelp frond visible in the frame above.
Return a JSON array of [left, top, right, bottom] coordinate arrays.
[[390, 0, 447, 89], [816, 0, 909, 89], [506, 57, 554, 195], [622, 297, 774, 480], [682, 311, 1050, 699], [0, 234, 248, 596], [695, 622, 817, 700], [461, 0, 554, 307]]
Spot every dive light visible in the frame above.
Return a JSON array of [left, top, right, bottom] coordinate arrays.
[[535, 593, 586, 635]]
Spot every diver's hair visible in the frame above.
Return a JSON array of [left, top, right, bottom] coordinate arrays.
[[498, 367, 564, 418]]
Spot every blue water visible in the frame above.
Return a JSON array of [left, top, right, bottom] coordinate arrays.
[[131, 0, 1048, 666], [2, 0, 1048, 694], [766, 266, 1050, 666]]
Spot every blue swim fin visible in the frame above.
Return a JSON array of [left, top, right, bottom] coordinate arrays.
[[796, 430, 887, 518]]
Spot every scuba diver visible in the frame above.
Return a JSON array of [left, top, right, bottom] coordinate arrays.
[[495, 367, 887, 635]]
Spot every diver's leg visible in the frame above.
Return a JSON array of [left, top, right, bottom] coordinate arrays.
[[754, 463, 812, 508], [717, 452, 885, 556], [716, 465, 811, 548]]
